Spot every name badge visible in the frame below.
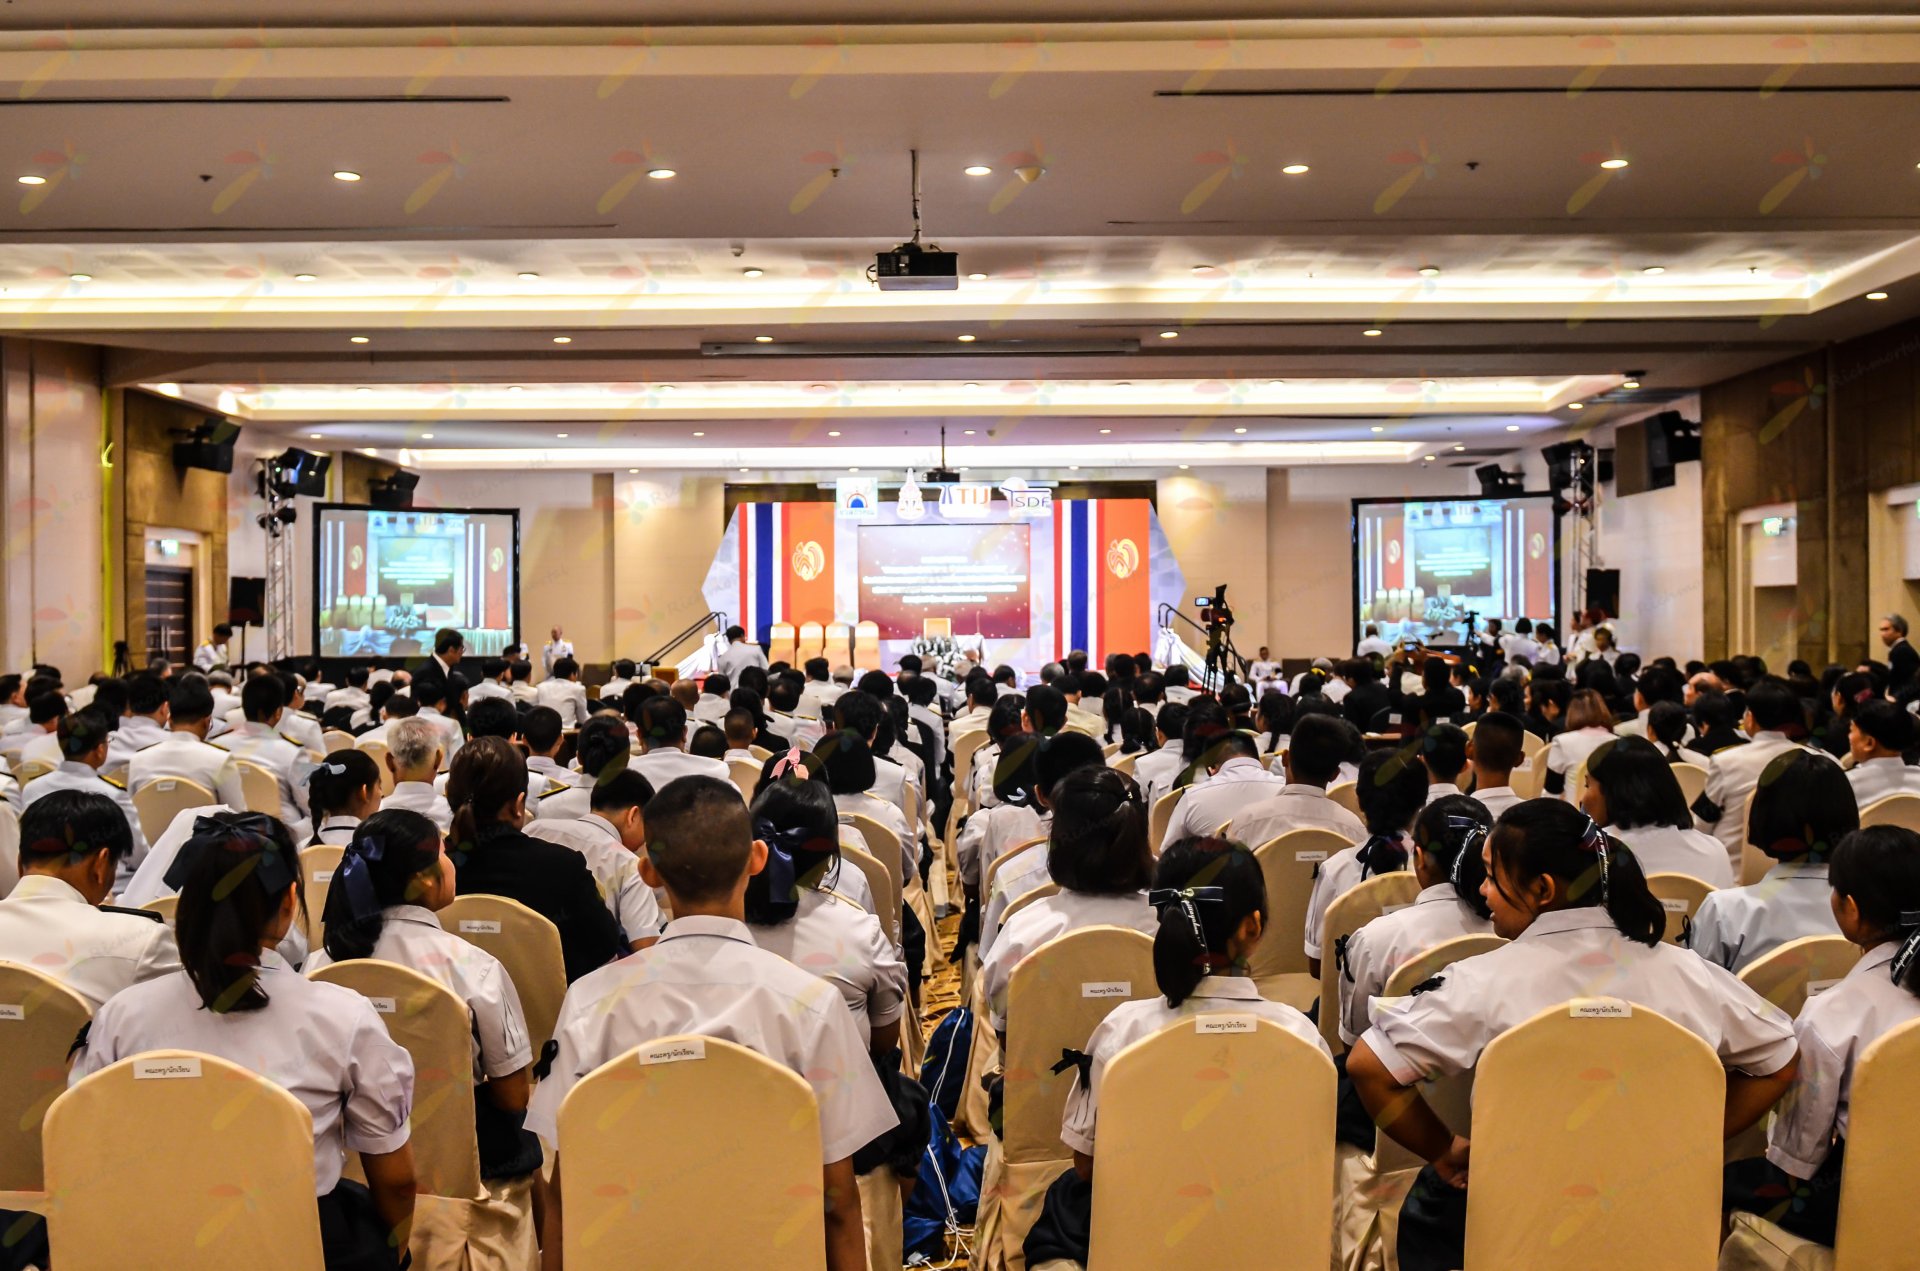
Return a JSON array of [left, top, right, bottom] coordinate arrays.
[[1570, 998, 1632, 1019], [1081, 981, 1132, 999], [640, 1039, 706, 1065], [313, 870, 335, 883], [459, 919, 502, 934], [135, 1057, 202, 1080], [368, 997, 396, 1014], [1295, 850, 1328, 863], [1659, 898, 1689, 913], [0, 1004, 23, 1021], [1196, 1014, 1257, 1035], [1806, 979, 1840, 997]]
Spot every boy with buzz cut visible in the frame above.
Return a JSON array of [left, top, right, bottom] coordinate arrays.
[[525, 776, 896, 1271]]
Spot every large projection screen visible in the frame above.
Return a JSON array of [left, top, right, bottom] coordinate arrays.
[[313, 504, 520, 658], [856, 522, 1033, 639], [1351, 495, 1558, 647]]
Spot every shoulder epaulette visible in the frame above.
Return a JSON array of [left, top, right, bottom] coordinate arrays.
[[100, 904, 164, 924]]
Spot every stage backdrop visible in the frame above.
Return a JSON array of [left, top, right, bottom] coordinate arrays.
[[702, 496, 1185, 667]]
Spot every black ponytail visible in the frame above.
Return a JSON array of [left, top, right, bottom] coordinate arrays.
[[170, 812, 304, 1013], [1487, 800, 1664, 947], [1830, 826, 1920, 999], [1150, 836, 1267, 1008], [306, 748, 380, 820], [1414, 794, 1493, 919], [320, 809, 445, 964], [1353, 747, 1428, 878]]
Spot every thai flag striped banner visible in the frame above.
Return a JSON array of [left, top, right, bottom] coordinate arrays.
[[707, 502, 837, 644], [1053, 499, 1152, 663]]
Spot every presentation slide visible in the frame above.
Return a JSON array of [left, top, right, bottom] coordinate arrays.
[[1353, 495, 1556, 647], [314, 505, 519, 658], [857, 523, 1032, 639]]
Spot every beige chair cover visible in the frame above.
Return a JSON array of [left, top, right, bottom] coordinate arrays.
[[1646, 872, 1717, 946], [440, 894, 567, 1057], [728, 757, 762, 803], [1858, 792, 1920, 831], [130, 775, 216, 846], [322, 729, 359, 754], [1671, 763, 1710, 806], [1249, 828, 1360, 1012], [839, 843, 901, 948], [1148, 787, 1187, 852], [1327, 781, 1362, 818], [357, 739, 399, 795], [0, 962, 90, 1192], [233, 759, 283, 815], [298, 844, 344, 949], [1319, 872, 1423, 1055]]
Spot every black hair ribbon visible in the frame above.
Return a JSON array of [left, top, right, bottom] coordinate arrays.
[[1892, 910, 1920, 987], [1051, 1048, 1094, 1085], [162, 813, 294, 896], [1148, 885, 1225, 950]]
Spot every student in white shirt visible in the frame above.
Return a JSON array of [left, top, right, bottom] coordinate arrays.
[[722, 708, 761, 763], [1131, 701, 1190, 810], [1541, 688, 1617, 801], [519, 704, 583, 799], [976, 732, 1109, 956], [0, 691, 65, 769], [0, 672, 27, 732], [523, 768, 665, 949], [126, 676, 249, 810], [1159, 730, 1285, 849], [23, 708, 152, 879], [1688, 751, 1858, 972], [73, 810, 417, 1266], [378, 716, 453, 832], [309, 807, 538, 1180], [964, 695, 1032, 814], [323, 665, 373, 715], [1227, 712, 1368, 851], [1581, 736, 1733, 887], [211, 674, 311, 841], [1028, 834, 1329, 1265], [1845, 700, 1920, 807], [1725, 824, 1920, 1248], [306, 748, 382, 846], [534, 655, 590, 728], [1420, 723, 1470, 805], [689, 672, 733, 726], [628, 697, 731, 793], [1355, 624, 1393, 659], [980, 765, 1160, 1033], [1347, 800, 1798, 1271], [411, 676, 465, 767], [527, 776, 897, 1271], [191, 623, 232, 672], [0, 790, 181, 1009], [599, 658, 638, 702], [103, 674, 171, 778], [820, 729, 915, 888], [1695, 677, 1820, 875], [1463, 710, 1526, 817], [1300, 745, 1430, 976]]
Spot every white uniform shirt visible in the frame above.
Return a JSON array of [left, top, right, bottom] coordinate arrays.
[[956, 802, 1047, 893], [1845, 757, 1920, 808], [192, 641, 228, 671], [690, 694, 731, 726], [0, 875, 181, 1009], [323, 687, 371, 715], [599, 677, 633, 702], [629, 747, 731, 793], [1424, 782, 1464, 806], [114, 802, 311, 967], [308, 904, 533, 1082], [1160, 757, 1287, 849], [967, 740, 1006, 812], [981, 889, 1158, 1031], [1226, 784, 1367, 852], [277, 711, 325, 757], [541, 639, 575, 675], [1061, 977, 1328, 1155], [416, 706, 463, 766], [72, 952, 413, 1194], [749, 890, 907, 1047], [980, 830, 1057, 956], [1544, 726, 1616, 798], [1766, 942, 1920, 1179], [836, 791, 914, 884], [1472, 785, 1523, 819], [1610, 822, 1735, 889], [522, 814, 665, 943], [1697, 731, 1820, 874], [534, 680, 590, 728], [1133, 742, 1187, 811], [383, 780, 453, 832], [127, 729, 248, 809], [1361, 907, 1797, 1087], [716, 641, 770, 681], [1338, 883, 1494, 1045], [312, 815, 362, 846], [467, 679, 512, 704], [1687, 859, 1840, 972], [18, 730, 62, 769], [1302, 838, 1411, 960], [525, 915, 897, 1162], [22, 761, 151, 881], [211, 722, 311, 835], [1356, 637, 1394, 659], [103, 715, 169, 778]]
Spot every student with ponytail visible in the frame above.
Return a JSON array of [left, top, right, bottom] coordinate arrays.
[[979, 731, 1110, 955], [72, 811, 417, 1269], [1346, 800, 1799, 1271], [308, 808, 539, 1181], [307, 748, 382, 845], [1726, 825, 1920, 1248], [1337, 795, 1496, 1048], [1023, 836, 1328, 1269], [1302, 746, 1429, 978]]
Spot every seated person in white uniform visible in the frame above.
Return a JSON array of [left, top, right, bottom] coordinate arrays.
[[209, 673, 311, 842], [534, 713, 635, 822], [306, 747, 382, 846], [22, 707, 152, 886], [978, 732, 1110, 957], [377, 716, 454, 832], [1023, 834, 1329, 1267], [309, 807, 542, 1186], [0, 790, 181, 1009], [526, 776, 898, 1271], [102, 673, 171, 779], [522, 768, 666, 951], [1130, 701, 1190, 811], [628, 696, 731, 793], [126, 675, 249, 809], [1463, 710, 1526, 818], [818, 729, 915, 889], [1688, 751, 1857, 972], [533, 656, 590, 728], [1581, 735, 1733, 887], [1346, 801, 1798, 1271], [1299, 745, 1431, 980], [1844, 700, 1920, 806], [690, 672, 733, 726], [72, 811, 417, 1268]]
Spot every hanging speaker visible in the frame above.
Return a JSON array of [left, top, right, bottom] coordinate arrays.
[[228, 576, 266, 625]]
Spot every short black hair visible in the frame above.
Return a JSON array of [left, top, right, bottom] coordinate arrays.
[[857, 670, 893, 699], [804, 657, 830, 681], [640, 696, 689, 746], [383, 692, 419, 718], [1748, 751, 1857, 861], [904, 675, 937, 708], [576, 715, 633, 783], [1586, 736, 1691, 830], [703, 673, 731, 697], [1024, 684, 1068, 734], [833, 690, 884, 742], [689, 725, 728, 759], [168, 676, 216, 723], [20, 790, 133, 865], [968, 677, 998, 709], [590, 768, 655, 813], [434, 627, 465, 656], [1421, 723, 1469, 783], [553, 656, 580, 679], [816, 729, 876, 795], [128, 674, 170, 717], [466, 696, 521, 741], [1744, 677, 1804, 732], [56, 706, 115, 760], [644, 775, 754, 902], [346, 665, 371, 688], [1853, 700, 1914, 751], [612, 659, 637, 679], [1635, 665, 1684, 707], [1356, 747, 1428, 836], [521, 705, 565, 753], [1469, 711, 1527, 771], [241, 674, 285, 722], [1034, 730, 1108, 803], [1287, 713, 1359, 785]]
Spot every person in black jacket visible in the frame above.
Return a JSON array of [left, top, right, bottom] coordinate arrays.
[[446, 734, 626, 983], [1879, 614, 1918, 696], [1338, 658, 1391, 732]]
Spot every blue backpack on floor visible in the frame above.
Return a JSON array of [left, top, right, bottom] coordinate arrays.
[[905, 1004, 986, 1259]]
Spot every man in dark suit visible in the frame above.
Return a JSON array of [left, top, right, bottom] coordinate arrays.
[[1337, 657, 1391, 732], [1880, 614, 1918, 696], [408, 626, 466, 707]]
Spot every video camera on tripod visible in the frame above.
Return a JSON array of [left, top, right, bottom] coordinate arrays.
[[1195, 585, 1240, 687]]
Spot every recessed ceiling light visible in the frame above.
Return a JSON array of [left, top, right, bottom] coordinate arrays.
[[349, 335, 369, 343], [1421, 379, 1439, 388], [1191, 264, 1216, 275], [293, 272, 317, 282], [1506, 424, 1521, 431], [1423, 454, 1436, 461], [508, 385, 524, 392], [1267, 379, 1285, 387], [1417, 265, 1441, 277], [1281, 163, 1310, 175], [556, 432, 569, 438], [1233, 427, 1248, 434], [1370, 425, 1385, 433], [355, 386, 371, 393], [628, 467, 639, 473], [827, 430, 841, 437], [420, 432, 434, 439], [1568, 402, 1585, 410], [739, 467, 749, 473], [1622, 379, 1641, 389], [1069, 465, 1080, 471], [332, 170, 362, 182], [645, 168, 676, 180], [552, 335, 571, 344], [964, 382, 980, 389], [742, 268, 763, 278], [957, 334, 975, 342], [17, 175, 46, 186], [1178, 464, 1191, 470], [692, 431, 705, 437], [1599, 158, 1630, 170], [1362, 328, 1383, 337], [1099, 428, 1112, 435], [656, 384, 674, 392], [1158, 330, 1180, 339], [964, 165, 993, 177], [849, 466, 860, 473], [967, 272, 988, 281], [963, 429, 977, 436], [1867, 291, 1890, 301], [517, 271, 540, 280], [308, 433, 323, 440], [361, 447, 378, 456], [1453, 443, 1465, 451], [68, 272, 91, 282], [1641, 265, 1666, 276], [755, 335, 774, 343]]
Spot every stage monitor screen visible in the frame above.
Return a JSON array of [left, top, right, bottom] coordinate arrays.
[[314, 504, 519, 659], [1352, 495, 1557, 648], [857, 522, 1032, 639]]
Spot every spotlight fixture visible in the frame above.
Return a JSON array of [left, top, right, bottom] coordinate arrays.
[[552, 336, 572, 344], [963, 429, 976, 436], [1362, 328, 1383, 337], [957, 334, 975, 342], [755, 335, 774, 343], [264, 447, 332, 498], [1867, 291, 1890, 301], [1234, 427, 1248, 434], [1506, 424, 1521, 431], [1178, 464, 1191, 470], [742, 268, 763, 278], [420, 432, 434, 439], [17, 175, 46, 185], [1641, 265, 1666, 275], [1417, 265, 1441, 277], [967, 272, 987, 281], [646, 168, 676, 180], [827, 430, 840, 437], [332, 170, 362, 182], [693, 431, 705, 437], [628, 467, 639, 473], [1453, 443, 1465, 451], [69, 272, 92, 283], [1281, 163, 1310, 175], [1158, 330, 1179, 339], [1622, 379, 1641, 389], [1599, 158, 1630, 170], [1476, 464, 1526, 496], [517, 271, 540, 280], [1099, 428, 1112, 434], [1423, 455, 1436, 461], [1370, 425, 1385, 433], [367, 471, 420, 510], [1569, 402, 1585, 410], [293, 273, 317, 282], [556, 432, 569, 438], [964, 165, 992, 176], [349, 335, 369, 344]]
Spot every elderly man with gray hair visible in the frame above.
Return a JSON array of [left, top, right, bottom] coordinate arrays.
[[380, 715, 453, 831], [1880, 613, 1917, 695]]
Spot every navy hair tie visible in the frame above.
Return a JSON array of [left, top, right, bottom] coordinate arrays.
[[334, 834, 388, 926], [1892, 910, 1920, 986], [163, 813, 293, 896], [1444, 815, 1489, 890], [1576, 812, 1611, 904], [752, 818, 806, 916], [1149, 885, 1224, 951]]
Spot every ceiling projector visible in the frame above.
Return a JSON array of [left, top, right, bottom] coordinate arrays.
[[875, 240, 958, 291]]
